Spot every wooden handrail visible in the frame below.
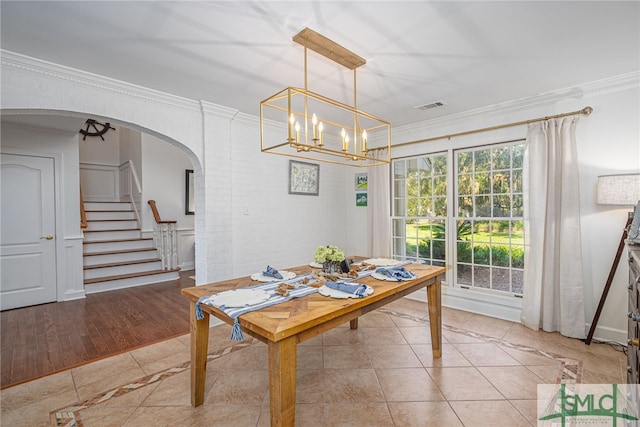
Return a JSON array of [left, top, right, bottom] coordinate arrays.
[[80, 186, 88, 229], [147, 200, 177, 224]]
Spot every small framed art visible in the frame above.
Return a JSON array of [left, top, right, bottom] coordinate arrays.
[[289, 160, 319, 196]]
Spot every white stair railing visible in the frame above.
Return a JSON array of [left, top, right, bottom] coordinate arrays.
[[148, 200, 178, 270], [119, 160, 143, 226]]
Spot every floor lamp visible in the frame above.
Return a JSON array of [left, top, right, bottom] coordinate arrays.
[[585, 173, 640, 345]]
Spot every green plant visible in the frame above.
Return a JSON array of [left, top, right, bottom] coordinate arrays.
[[313, 245, 345, 263]]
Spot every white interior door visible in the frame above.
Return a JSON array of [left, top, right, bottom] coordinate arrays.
[[1, 153, 57, 310]]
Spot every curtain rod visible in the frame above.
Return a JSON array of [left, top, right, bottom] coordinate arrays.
[[370, 106, 593, 152]]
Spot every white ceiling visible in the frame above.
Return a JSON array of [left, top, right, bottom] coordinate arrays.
[[1, 1, 639, 128]]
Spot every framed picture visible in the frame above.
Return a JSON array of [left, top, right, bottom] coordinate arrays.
[[289, 160, 319, 196], [185, 169, 194, 215], [355, 172, 368, 190], [356, 192, 368, 206]]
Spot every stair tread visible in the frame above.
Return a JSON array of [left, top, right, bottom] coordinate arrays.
[[87, 219, 137, 222], [84, 248, 157, 257], [84, 228, 140, 232], [84, 237, 152, 243], [84, 258, 162, 270], [85, 210, 135, 213], [84, 268, 181, 285]]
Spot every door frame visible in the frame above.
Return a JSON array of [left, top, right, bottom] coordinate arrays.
[[1, 146, 65, 304]]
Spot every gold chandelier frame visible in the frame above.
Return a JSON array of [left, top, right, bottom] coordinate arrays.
[[260, 27, 391, 167]]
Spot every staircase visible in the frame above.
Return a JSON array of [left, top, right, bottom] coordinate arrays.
[[83, 201, 180, 294]]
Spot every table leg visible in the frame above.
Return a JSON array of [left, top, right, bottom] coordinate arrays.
[[190, 302, 210, 407], [268, 335, 297, 427], [350, 318, 358, 329], [427, 275, 442, 358]]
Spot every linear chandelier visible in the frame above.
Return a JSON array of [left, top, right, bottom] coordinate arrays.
[[260, 27, 391, 167]]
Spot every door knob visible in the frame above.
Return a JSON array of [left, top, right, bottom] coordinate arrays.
[[40, 235, 53, 240]]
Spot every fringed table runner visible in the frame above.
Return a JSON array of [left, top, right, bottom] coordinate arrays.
[[194, 260, 412, 340], [195, 273, 320, 340]]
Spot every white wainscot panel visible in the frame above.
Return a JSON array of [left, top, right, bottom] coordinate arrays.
[[179, 230, 195, 271], [80, 163, 118, 201]]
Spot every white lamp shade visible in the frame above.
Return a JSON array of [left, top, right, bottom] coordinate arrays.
[[596, 173, 640, 205]]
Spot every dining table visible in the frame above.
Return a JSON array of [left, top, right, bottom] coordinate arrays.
[[181, 258, 445, 427]]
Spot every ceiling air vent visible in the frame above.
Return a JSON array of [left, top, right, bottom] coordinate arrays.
[[414, 101, 445, 110]]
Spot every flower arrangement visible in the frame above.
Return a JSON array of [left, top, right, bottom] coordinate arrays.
[[313, 245, 345, 263]]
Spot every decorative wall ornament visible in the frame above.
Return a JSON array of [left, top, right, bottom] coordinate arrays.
[[79, 119, 115, 140]]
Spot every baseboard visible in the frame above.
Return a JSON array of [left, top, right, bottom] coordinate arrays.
[[585, 323, 627, 346], [62, 289, 86, 301], [405, 286, 523, 323], [405, 288, 628, 345]]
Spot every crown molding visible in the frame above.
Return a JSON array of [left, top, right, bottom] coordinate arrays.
[[1, 50, 202, 112], [232, 111, 260, 126], [394, 70, 640, 137], [200, 100, 239, 120]]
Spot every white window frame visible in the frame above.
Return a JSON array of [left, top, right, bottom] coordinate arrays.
[[391, 140, 525, 322]]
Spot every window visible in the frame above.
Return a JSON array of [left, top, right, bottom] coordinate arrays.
[[392, 154, 448, 268], [391, 141, 525, 296]]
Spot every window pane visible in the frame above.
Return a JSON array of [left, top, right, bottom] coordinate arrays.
[[512, 195, 523, 217], [392, 219, 405, 237], [394, 179, 406, 197], [475, 173, 490, 194], [432, 239, 445, 261], [407, 198, 418, 216], [512, 145, 524, 168], [493, 195, 511, 217], [457, 264, 472, 285], [473, 266, 490, 288], [512, 270, 524, 294], [434, 197, 446, 216], [491, 245, 511, 267], [474, 149, 491, 171], [511, 245, 525, 268], [433, 175, 447, 196], [407, 176, 418, 197], [492, 172, 510, 193], [493, 147, 510, 170], [393, 199, 405, 216], [458, 173, 472, 195], [457, 241, 472, 263], [406, 238, 418, 257], [492, 268, 511, 292], [420, 177, 432, 195], [458, 196, 472, 217], [475, 196, 491, 217], [458, 151, 472, 173], [393, 238, 405, 256], [407, 159, 418, 174], [433, 155, 447, 175], [473, 245, 490, 265], [513, 170, 523, 193]]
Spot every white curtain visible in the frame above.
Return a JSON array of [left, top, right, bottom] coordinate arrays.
[[521, 116, 585, 338], [368, 149, 391, 257]]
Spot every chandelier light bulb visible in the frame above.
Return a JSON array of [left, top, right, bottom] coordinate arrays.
[[318, 121, 324, 146], [362, 129, 368, 152]]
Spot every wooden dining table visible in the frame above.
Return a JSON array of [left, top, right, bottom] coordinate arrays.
[[181, 259, 445, 427]]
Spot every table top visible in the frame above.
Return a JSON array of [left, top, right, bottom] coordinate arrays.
[[182, 260, 445, 343]]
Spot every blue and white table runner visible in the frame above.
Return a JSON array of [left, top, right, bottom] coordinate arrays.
[[195, 260, 412, 340]]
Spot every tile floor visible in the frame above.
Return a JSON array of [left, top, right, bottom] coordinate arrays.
[[0, 298, 627, 427]]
